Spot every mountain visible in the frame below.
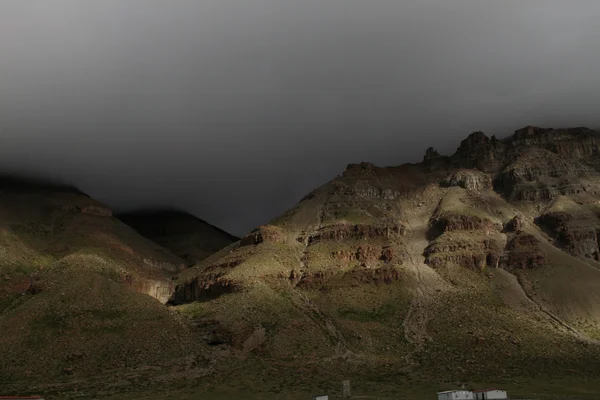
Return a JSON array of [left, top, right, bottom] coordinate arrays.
[[6, 127, 600, 397], [171, 126, 600, 387], [118, 209, 239, 266], [0, 176, 214, 390]]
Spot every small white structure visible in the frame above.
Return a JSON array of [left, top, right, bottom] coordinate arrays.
[[473, 389, 507, 400], [437, 390, 475, 400], [313, 396, 328, 400]]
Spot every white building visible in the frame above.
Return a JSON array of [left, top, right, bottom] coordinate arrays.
[[437, 390, 475, 400], [313, 396, 328, 400], [473, 389, 507, 400]]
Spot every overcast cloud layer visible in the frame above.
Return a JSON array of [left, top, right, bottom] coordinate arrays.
[[1, 1, 600, 235]]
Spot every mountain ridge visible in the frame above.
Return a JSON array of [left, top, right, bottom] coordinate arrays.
[[170, 125, 600, 385], [5, 125, 600, 395]]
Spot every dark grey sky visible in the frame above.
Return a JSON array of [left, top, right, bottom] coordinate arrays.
[[1, 1, 600, 235]]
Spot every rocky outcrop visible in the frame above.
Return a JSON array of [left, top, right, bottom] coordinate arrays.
[[330, 245, 402, 265], [123, 274, 175, 304], [240, 225, 286, 246], [559, 229, 600, 260], [422, 147, 449, 172], [505, 215, 524, 232], [500, 233, 546, 270], [169, 274, 239, 305], [509, 126, 600, 159], [431, 214, 501, 235], [494, 149, 595, 201], [343, 162, 377, 177], [510, 126, 554, 141], [356, 245, 383, 263], [308, 223, 405, 243], [424, 236, 503, 270], [295, 271, 332, 289], [537, 209, 600, 260], [380, 246, 395, 263], [341, 183, 400, 200], [442, 169, 492, 191], [423, 147, 442, 162], [294, 266, 401, 289], [451, 131, 504, 173], [437, 126, 600, 202]]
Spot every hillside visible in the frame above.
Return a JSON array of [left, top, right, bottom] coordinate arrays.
[[6, 127, 600, 396], [0, 177, 211, 390], [118, 209, 238, 266], [172, 126, 600, 387]]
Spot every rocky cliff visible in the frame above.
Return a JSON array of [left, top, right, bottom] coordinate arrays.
[[171, 125, 600, 388]]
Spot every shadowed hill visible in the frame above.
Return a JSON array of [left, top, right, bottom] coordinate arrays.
[[118, 208, 239, 266], [0, 177, 210, 389]]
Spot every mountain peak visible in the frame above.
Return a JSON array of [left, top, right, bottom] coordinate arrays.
[[423, 147, 441, 162], [511, 125, 553, 139]]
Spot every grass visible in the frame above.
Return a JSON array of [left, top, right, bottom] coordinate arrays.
[[44, 374, 600, 400], [329, 208, 375, 225], [434, 187, 503, 223], [338, 302, 398, 323]]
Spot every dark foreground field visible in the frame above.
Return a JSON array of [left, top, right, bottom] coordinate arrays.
[[35, 376, 600, 400]]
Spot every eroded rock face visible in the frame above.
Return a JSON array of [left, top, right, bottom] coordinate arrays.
[[169, 274, 239, 305], [295, 271, 332, 289], [494, 149, 595, 201], [343, 162, 377, 177], [510, 126, 555, 146], [438, 126, 600, 203], [505, 215, 524, 232], [423, 147, 442, 162], [422, 147, 450, 172], [510, 126, 600, 159], [343, 183, 400, 200], [559, 229, 600, 260], [295, 266, 401, 289], [330, 245, 401, 265], [501, 233, 546, 270], [240, 225, 286, 246], [442, 169, 492, 191], [451, 131, 504, 172], [380, 246, 395, 263], [424, 236, 502, 270], [537, 211, 572, 233], [431, 214, 501, 235], [308, 223, 404, 243], [123, 275, 174, 304], [537, 210, 600, 260]]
